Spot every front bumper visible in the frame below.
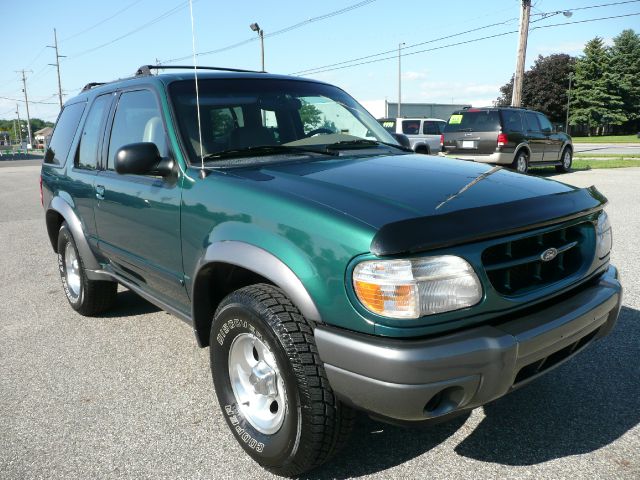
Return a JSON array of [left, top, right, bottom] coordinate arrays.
[[315, 266, 622, 422]]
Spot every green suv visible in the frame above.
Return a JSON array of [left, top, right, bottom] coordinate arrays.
[[41, 65, 621, 476], [442, 107, 573, 173]]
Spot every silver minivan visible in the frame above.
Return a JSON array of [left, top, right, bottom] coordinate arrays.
[[379, 117, 446, 154]]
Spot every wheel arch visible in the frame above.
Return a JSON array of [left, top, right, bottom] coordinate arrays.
[[191, 241, 322, 347], [514, 143, 531, 159]]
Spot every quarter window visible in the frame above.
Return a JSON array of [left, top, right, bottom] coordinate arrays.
[[107, 90, 167, 170], [502, 110, 524, 133], [76, 95, 110, 170], [44, 102, 85, 165]]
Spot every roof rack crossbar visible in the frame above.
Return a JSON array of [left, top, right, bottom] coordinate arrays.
[[81, 82, 106, 92], [135, 65, 265, 76]]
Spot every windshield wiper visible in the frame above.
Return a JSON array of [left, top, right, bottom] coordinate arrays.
[[203, 144, 338, 160], [325, 139, 412, 152]]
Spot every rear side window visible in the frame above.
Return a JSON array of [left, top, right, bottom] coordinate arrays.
[[524, 112, 541, 132], [423, 121, 444, 135], [444, 111, 501, 132], [501, 110, 524, 133], [402, 120, 421, 135], [107, 90, 167, 170], [44, 102, 85, 165], [76, 95, 111, 170]]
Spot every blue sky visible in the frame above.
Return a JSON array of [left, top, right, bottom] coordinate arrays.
[[1, 0, 638, 122]]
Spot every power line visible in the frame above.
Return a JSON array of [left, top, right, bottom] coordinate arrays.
[[61, 0, 146, 42], [67, 1, 192, 60], [296, 12, 640, 76], [159, 0, 377, 64], [0, 94, 58, 105]]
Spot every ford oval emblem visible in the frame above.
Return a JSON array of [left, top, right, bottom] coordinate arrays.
[[540, 247, 558, 262]]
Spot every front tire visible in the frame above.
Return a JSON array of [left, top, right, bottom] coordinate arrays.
[[210, 284, 354, 477], [57, 223, 117, 315], [556, 147, 572, 173]]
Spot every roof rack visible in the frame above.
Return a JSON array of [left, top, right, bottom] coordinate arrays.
[[135, 65, 265, 76], [81, 82, 106, 92]]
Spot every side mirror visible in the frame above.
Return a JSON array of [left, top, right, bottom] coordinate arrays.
[[542, 127, 552, 134], [115, 142, 174, 176], [391, 132, 411, 149]]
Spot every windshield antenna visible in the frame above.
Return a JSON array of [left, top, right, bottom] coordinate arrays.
[[188, 0, 205, 170]]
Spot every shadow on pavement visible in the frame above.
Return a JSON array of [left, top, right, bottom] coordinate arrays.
[[455, 305, 639, 465], [99, 289, 161, 318], [310, 306, 638, 477]]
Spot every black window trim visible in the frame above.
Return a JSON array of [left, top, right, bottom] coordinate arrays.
[[100, 84, 173, 174]]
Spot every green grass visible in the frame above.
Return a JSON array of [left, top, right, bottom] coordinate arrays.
[[532, 158, 640, 171], [571, 134, 639, 144], [575, 153, 640, 159]]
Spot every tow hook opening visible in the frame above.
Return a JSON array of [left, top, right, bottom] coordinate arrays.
[[424, 386, 465, 417]]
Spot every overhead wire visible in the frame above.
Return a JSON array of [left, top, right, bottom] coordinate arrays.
[[61, 0, 146, 42]]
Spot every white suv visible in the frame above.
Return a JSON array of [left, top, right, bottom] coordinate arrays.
[[379, 117, 446, 154]]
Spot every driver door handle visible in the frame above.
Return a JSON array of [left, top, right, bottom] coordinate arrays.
[[96, 185, 105, 200]]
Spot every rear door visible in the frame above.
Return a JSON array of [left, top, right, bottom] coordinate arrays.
[[523, 111, 545, 162], [537, 113, 562, 161], [422, 120, 445, 152], [94, 87, 188, 310], [443, 110, 501, 155]]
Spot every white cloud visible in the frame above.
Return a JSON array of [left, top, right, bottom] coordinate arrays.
[[412, 81, 501, 105], [402, 70, 428, 81]]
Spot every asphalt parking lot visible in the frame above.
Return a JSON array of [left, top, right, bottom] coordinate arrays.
[[1, 163, 638, 479]]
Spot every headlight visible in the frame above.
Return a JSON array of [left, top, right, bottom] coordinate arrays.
[[352, 255, 482, 319], [596, 210, 612, 259]]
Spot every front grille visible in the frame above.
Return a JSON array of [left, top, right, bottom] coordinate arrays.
[[482, 222, 594, 296]]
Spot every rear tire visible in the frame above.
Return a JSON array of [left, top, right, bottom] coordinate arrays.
[[511, 150, 529, 173], [210, 284, 354, 477], [57, 223, 117, 315], [556, 147, 572, 173]]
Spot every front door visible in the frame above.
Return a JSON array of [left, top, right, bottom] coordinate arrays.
[[94, 88, 188, 311], [537, 113, 562, 161]]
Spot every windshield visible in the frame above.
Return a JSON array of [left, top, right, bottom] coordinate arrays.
[[444, 110, 501, 133], [168, 78, 398, 163]]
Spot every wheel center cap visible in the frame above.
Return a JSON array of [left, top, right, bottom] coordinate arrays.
[[249, 360, 277, 397]]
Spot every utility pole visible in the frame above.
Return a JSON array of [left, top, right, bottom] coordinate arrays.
[[48, 28, 65, 109], [511, 0, 531, 107], [15, 104, 23, 147], [17, 70, 33, 147], [398, 42, 405, 117], [565, 72, 574, 134], [250, 23, 265, 72], [12, 117, 18, 146]]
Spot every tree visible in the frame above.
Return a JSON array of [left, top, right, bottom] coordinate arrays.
[[570, 37, 626, 134], [299, 101, 322, 133], [497, 54, 576, 124], [609, 29, 640, 132]]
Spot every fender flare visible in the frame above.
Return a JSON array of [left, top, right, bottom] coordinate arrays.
[[514, 143, 531, 158], [48, 196, 110, 280], [192, 240, 322, 322]]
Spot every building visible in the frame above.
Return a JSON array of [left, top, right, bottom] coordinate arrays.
[[361, 100, 471, 120], [34, 127, 53, 148]]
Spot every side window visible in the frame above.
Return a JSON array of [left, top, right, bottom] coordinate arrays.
[[422, 121, 441, 135], [402, 120, 420, 135], [107, 90, 167, 170], [537, 114, 553, 132], [525, 112, 541, 132], [44, 102, 85, 165], [502, 110, 524, 133], [75, 95, 110, 170]]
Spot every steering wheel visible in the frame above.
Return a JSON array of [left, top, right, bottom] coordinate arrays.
[[305, 128, 334, 137]]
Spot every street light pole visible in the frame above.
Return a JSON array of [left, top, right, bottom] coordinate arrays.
[[511, 0, 531, 107], [250, 23, 265, 72], [565, 72, 574, 134], [398, 42, 405, 117]]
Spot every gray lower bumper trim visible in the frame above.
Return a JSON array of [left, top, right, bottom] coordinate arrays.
[[316, 266, 622, 422]]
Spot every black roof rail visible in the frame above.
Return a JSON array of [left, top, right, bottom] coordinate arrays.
[[81, 82, 106, 92], [135, 65, 265, 76]]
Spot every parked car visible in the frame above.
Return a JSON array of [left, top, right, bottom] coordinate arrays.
[[441, 107, 573, 173], [379, 117, 446, 154], [41, 65, 621, 476]]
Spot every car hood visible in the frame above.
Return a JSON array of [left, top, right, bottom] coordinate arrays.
[[227, 154, 606, 255]]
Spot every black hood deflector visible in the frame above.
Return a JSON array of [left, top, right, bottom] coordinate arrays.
[[370, 186, 607, 256]]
